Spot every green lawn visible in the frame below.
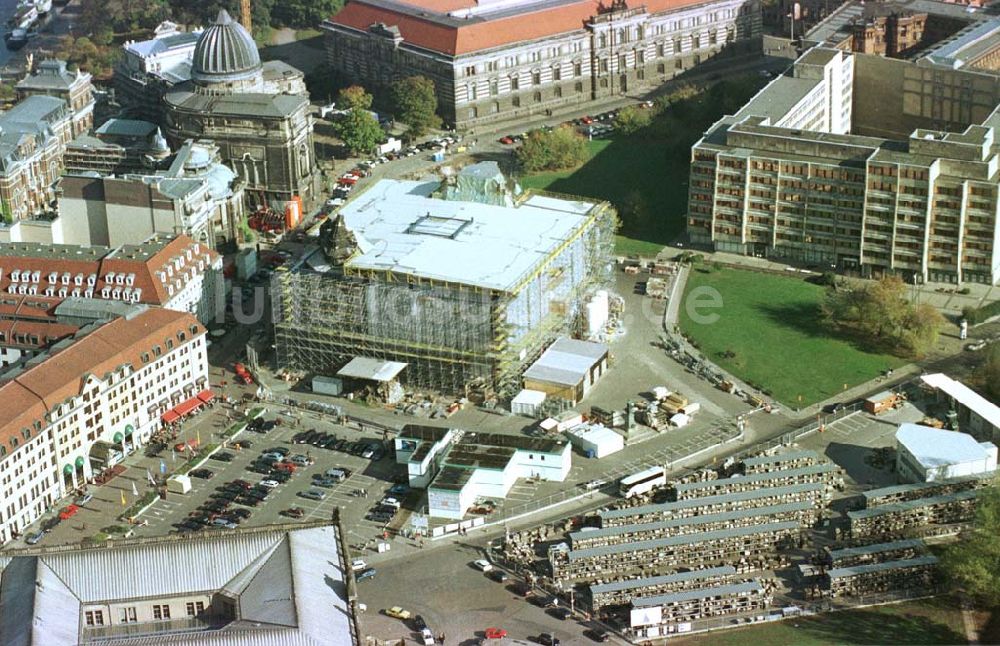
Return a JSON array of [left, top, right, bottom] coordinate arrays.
[[672, 598, 966, 646], [679, 266, 906, 407], [520, 75, 767, 256]]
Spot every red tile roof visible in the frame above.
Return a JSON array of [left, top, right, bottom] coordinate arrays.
[[0, 308, 205, 462], [0, 235, 220, 307], [330, 0, 704, 55], [0, 319, 79, 349]]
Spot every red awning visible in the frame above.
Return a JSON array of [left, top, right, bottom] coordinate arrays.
[[162, 410, 180, 424], [173, 396, 203, 417], [196, 389, 215, 404]]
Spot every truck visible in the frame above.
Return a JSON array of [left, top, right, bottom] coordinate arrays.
[[376, 137, 402, 156], [234, 363, 253, 385], [312, 375, 343, 396]]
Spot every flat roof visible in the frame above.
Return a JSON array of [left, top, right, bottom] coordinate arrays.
[[399, 424, 451, 443], [512, 389, 547, 405], [571, 501, 811, 544], [336, 357, 408, 382], [922, 18, 1000, 67], [566, 521, 800, 561], [862, 474, 989, 502], [896, 423, 996, 469], [848, 488, 979, 520], [743, 449, 820, 469], [828, 539, 925, 563], [429, 465, 472, 491], [674, 463, 838, 496], [523, 337, 608, 387], [632, 581, 764, 608], [338, 179, 597, 292], [599, 482, 824, 520], [828, 555, 939, 580], [590, 565, 737, 596], [921, 373, 1000, 431]]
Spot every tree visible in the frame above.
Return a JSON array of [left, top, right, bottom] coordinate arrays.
[[614, 105, 652, 135], [337, 85, 373, 111], [822, 276, 944, 357], [80, 0, 170, 36], [271, 0, 341, 28], [335, 107, 383, 155], [942, 484, 1000, 606], [516, 125, 589, 172], [974, 345, 1000, 403], [391, 76, 441, 139]]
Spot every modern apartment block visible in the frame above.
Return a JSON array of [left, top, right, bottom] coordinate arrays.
[[0, 308, 207, 544], [323, 0, 761, 128], [687, 47, 1000, 284]]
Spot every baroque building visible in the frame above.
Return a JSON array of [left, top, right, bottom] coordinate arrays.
[[323, 0, 761, 128], [163, 10, 317, 207]]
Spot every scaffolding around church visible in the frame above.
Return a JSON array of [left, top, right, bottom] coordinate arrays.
[[272, 189, 616, 399]]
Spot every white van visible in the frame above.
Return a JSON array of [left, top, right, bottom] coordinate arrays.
[[325, 468, 347, 482]]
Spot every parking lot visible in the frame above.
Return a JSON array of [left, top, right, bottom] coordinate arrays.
[[131, 410, 412, 551]]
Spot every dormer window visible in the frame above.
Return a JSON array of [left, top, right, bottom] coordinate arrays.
[[125, 274, 135, 286], [101, 287, 110, 298], [47, 272, 57, 283], [84, 288, 93, 298], [116, 274, 125, 285], [31, 271, 40, 282], [58, 288, 68, 298], [74, 274, 83, 285], [71, 288, 81, 298], [10, 270, 19, 283], [62, 272, 71, 285], [105, 271, 115, 283], [87, 274, 96, 286], [112, 288, 121, 300]]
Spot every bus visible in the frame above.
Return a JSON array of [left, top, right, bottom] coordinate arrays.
[[619, 466, 666, 498]]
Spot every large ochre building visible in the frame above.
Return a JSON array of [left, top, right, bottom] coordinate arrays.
[[163, 11, 317, 208], [323, 0, 761, 128], [687, 47, 1000, 284]]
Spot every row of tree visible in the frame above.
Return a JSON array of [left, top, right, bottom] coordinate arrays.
[[333, 77, 442, 154]]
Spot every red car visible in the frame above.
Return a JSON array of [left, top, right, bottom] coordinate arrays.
[[274, 462, 297, 473], [59, 505, 80, 520], [484, 627, 507, 640], [581, 116, 594, 124], [498, 136, 514, 145]]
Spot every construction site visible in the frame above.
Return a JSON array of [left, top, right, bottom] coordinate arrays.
[[272, 167, 616, 398]]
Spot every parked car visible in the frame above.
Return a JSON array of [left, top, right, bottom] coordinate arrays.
[[211, 451, 235, 462], [314, 477, 338, 488], [41, 517, 61, 531], [548, 607, 572, 620], [389, 484, 410, 496], [420, 628, 435, 645], [356, 567, 376, 581], [258, 479, 280, 489], [299, 488, 326, 501], [584, 628, 610, 642], [231, 439, 253, 449], [473, 559, 493, 572], [351, 558, 367, 571], [361, 447, 375, 459], [538, 633, 560, 646], [231, 479, 253, 489], [269, 470, 292, 483], [385, 606, 412, 620], [190, 468, 215, 479], [488, 570, 509, 583], [290, 454, 314, 466], [230, 508, 252, 520], [59, 505, 80, 520], [212, 518, 238, 529], [75, 492, 94, 506], [26, 530, 45, 545], [282, 507, 305, 518], [267, 446, 289, 457], [274, 462, 297, 473], [484, 627, 507, 639]]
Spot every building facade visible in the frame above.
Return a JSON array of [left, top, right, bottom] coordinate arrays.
[[0, 234, 222, 323], [0, 308, 207, 543], [323, 0, 761, 128], [15, 59, 95, 136], [60, 138, 246, 249], [0, 95, 74, 222], [163, 10, 317, 207], [688, 48, 1000, 284], [115, 22, 204, 122], [850, 10, 927, 57]]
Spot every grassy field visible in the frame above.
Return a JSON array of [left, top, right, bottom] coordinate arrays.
[[678, 266, 906, 407], [520, 76, 766, 256], [671, 598, 967, 646]]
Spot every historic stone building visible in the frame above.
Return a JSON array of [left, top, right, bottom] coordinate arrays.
[[163, 11, 317, 208], [849, 9, 927, 57], [15, 59, 95, 136], [323, 0, 761, 128]]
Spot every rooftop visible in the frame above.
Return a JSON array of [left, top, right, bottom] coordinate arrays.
[[827, 555, 939, 580], [673, 463, 839, 496], [0, 523, 355, 645], [848, 488, 979, 520], [922, 17, 1000, 68], [336, 357, 408, 382], [632, 580, 764, 608], [337, 179, 598, 292], [862, 474, 989, 503], [743, 449, 820, 469], [589, 565, 736, 596], [599, 482, 824, 520], [328, 0, 709, 56], [566, 521, 800, 561], [827, 539, 925, 563], [921, 373, 1000, 431], [896, 423, 997, 469], [523, 336, 608, 387]]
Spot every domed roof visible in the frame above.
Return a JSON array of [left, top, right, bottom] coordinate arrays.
[[191, 9, 261, 85]]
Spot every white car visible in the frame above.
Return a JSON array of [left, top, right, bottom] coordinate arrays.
[[381, 497, 401, 509], [583, 479, 607, 490], [473, 559, 493, 572], [351, 558, 367, 571], [421, 627, 435, 645], [259, 479, 280, 489]]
